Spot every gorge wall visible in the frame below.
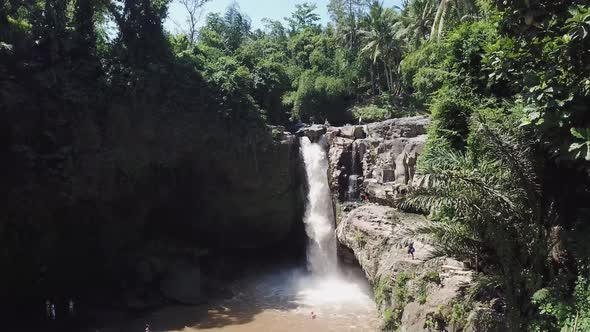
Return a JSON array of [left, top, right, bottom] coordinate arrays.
[[1, 93, 306, 310], [320, 116, 505, 331]]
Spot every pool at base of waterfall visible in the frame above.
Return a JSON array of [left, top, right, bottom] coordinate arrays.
[[94, 266, 379, 332]]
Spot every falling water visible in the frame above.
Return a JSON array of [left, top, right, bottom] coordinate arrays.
[[300, 136, 337, 275], [351, 141, 358, 175], [347, 142, 360, 201], [347, 175, 360, 201]]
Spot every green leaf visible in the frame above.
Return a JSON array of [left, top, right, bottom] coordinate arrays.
[[571, 128, 589, 140]]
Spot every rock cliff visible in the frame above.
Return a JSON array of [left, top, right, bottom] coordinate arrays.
[[1, 97, 306, 305], [326, 116, 430, 204], [329, 117, 504, 331], [336, 205, 476, 331]]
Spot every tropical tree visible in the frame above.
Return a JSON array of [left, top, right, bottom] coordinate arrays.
[[285, 2, 321, 35], [359, 1, 404, 94], [430, 0, 478, 41], [198, 4, 252, 53], [328, 0, 366, 49], [399, 0, 436, 49]]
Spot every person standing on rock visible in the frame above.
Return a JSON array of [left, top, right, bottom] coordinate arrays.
[[407, 242, 416, 260]]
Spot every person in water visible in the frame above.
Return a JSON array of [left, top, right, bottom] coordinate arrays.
[[50, 303, 56, 320], [408, 242, 416, 260], [68, 299, 75, 316]]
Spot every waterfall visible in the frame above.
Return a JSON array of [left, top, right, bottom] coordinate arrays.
[[300, 136, 337, 276], [347, 175, 360, 201]]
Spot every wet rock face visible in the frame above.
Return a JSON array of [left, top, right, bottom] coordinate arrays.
[[326, 116, 430, 204]]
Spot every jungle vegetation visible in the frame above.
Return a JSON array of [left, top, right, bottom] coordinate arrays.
[[1, 0, 589, 331]]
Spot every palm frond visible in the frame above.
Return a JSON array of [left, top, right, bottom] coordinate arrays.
[[475, 116, 542, 222], [466, 274, 503, 304], [392, 215, 484, 261], [410, 150, 527, 220]]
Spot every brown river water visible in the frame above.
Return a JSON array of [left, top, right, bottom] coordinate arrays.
[[96, 267, 380, 332]]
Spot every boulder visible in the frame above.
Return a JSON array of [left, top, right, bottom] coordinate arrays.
[[297, 124, 327, 142], [365, 115, 430, 140], [325, 127, 341, 144], [340, 125, 366, 139]]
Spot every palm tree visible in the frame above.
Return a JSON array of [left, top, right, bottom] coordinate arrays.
[[401, 117, 552, 331], [359, 2, 404, 94], [399, 0, 436, 48], [430, 0, 478, 41]]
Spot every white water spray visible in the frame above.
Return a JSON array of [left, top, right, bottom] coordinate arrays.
[[300, 136, 337, 275]]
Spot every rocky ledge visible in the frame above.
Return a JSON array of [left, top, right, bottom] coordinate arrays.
[[336, 205, 501, 331]]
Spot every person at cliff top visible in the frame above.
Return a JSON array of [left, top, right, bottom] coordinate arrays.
[[408, 243, 416, 260]]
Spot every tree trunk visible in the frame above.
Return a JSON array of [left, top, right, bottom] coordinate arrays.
[[431, 0, 450, 41], [383, 61, 390, 92], [74, 0, 97, 51], [370, 64, 375, 95], [383, 61, 394, 93], [430, 0, 444, 41], [437, 0, 449, 40]]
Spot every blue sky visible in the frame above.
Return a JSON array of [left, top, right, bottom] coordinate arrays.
[[165, 0, 405, 33]]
